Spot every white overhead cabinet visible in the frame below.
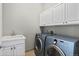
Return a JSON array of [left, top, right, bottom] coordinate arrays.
[[54, 3, 66, 25], [40, 3, 66, 26], [40, 3, 79, 26], [40, 8, 54, 26], [66, 3, 79, 24]]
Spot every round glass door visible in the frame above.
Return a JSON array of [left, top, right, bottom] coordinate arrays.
[[35, 38, 42, 52], [47, 45, 65, 56]]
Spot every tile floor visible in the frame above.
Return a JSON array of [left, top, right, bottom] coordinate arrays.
[[25, 49, 35, 56]]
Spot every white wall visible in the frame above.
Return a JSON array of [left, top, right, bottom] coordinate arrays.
[[0, 3, 2, 38], [3, 3, 42, 50]]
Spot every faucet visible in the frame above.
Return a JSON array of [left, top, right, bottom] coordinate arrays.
[[11, 30, 16, 36]]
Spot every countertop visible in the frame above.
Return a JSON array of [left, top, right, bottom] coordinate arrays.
[[0, 35, 26, 42]]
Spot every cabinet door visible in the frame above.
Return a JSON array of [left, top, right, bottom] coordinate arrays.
[[44, 8, 54, 26], [40, 8, 54, 26], [54, 3, 66, 25], [0, 3, 2, 37], [14, 44, 25, 56], [67, 3, 79, 24], [40, 11, 46, 26], [2, 46, 13, 56]]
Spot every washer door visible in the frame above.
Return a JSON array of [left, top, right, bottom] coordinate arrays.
[[46, 45, 65, 56], [35, 38, 42, 52]]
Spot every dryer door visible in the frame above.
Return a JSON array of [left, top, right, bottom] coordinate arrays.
[[35, 38, 42, 52], [46, 45, 65, 56]]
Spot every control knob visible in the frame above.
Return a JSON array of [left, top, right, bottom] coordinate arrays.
[[53, 39, 57, 44]]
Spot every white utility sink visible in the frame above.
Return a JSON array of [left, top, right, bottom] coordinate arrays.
[[0, 35, 26, 41]]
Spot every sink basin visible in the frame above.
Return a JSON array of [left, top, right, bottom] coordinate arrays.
[[1, 35, 26, 41]]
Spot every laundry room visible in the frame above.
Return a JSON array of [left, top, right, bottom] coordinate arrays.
[[1, 2, 79, 56]]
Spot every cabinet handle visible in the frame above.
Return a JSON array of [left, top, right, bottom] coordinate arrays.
[[11, 48, 13, 50], [65, 21, 67, 23], [14, 47, 16, 49], [0, 46, 2, 49]]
